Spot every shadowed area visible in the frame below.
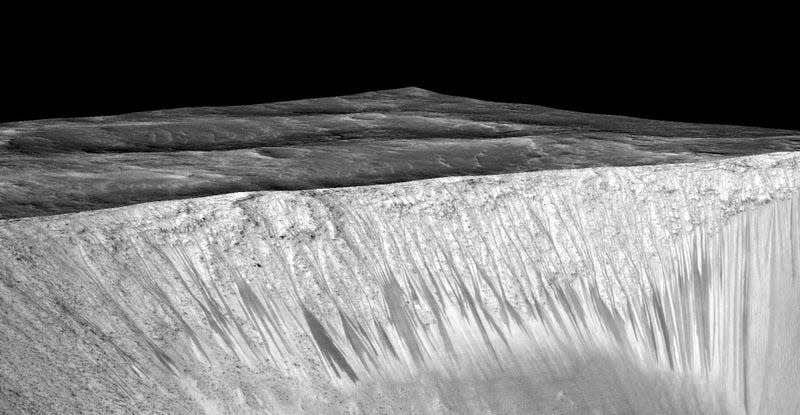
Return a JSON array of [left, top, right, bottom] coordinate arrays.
[[2, 87, 799, 219]]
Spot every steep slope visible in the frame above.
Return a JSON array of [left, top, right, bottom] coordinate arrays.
[[1, 152, 798, 413], [2, 87, 799, 218]]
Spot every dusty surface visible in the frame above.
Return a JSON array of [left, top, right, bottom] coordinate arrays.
[[2, 87, 799, 219], [2, 90, 800, 413], [1, 151, 799, 413]]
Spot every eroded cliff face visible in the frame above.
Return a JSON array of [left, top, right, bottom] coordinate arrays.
[[1, 152, 799, 413]]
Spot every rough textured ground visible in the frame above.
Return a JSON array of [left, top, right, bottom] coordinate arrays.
[[2, 91, 799, 414], [2, 150, 799, 413], [1, 87, 799, 219]]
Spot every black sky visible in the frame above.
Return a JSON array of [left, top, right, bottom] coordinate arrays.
[[3, 26, 797, 130]]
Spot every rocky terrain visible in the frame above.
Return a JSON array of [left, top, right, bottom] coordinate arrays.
[[1, 87, 798, 219], [1, 90, 798, 414]]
